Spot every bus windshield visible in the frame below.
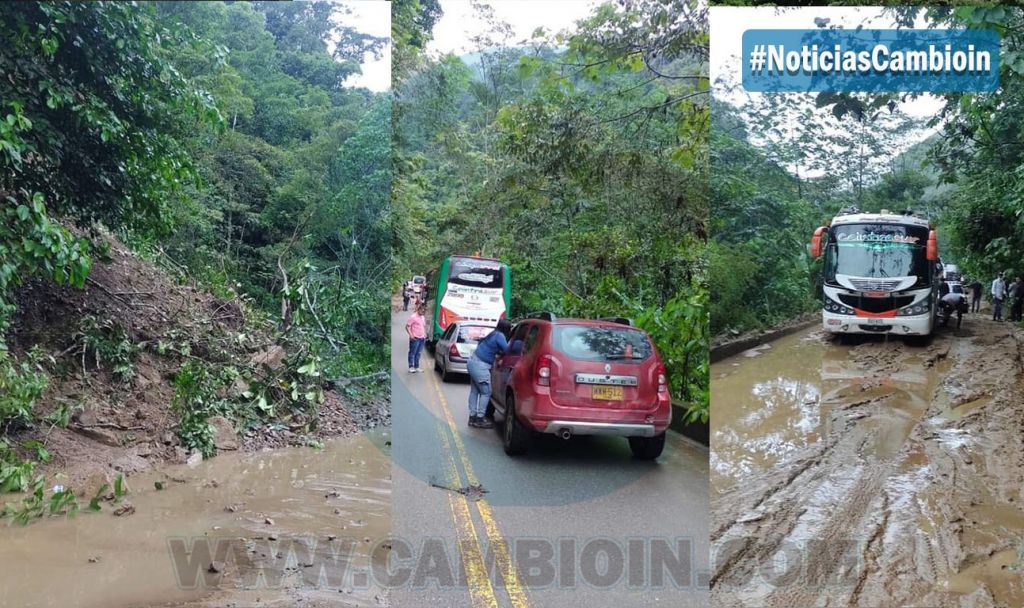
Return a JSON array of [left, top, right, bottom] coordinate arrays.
[[825, 223, 930, 285], [448, 258, 504, 289]]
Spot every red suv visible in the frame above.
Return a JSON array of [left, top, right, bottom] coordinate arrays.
[[488, 313, 671, 459]]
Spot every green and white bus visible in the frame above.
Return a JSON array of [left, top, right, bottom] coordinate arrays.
[[428, 255, 511, 347]]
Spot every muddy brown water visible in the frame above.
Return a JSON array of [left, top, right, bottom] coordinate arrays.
[[712, 322, 1024, 607], [0, 432, 390, 608]]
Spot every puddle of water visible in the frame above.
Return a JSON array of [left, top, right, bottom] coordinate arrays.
[[0, 432, 390, 608], [711, 329, 831, 494], [935, 396, 993, 422], [712, 328, 955, 495], [940, 548, 1024, 602]]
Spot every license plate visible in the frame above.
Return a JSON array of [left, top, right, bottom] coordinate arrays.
[[865, 318, 884, 325], [592, 386, 624, 401]]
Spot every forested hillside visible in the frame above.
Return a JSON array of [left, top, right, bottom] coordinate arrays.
[[0, 2, 388, 518], [393, 0, 710, 419], [711, 96, 942, 335], [712, 6, 1024, 334]]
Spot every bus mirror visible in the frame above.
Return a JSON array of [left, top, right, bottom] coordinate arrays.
[[926, 230, 938, 261], [810, 226, 826, 258]]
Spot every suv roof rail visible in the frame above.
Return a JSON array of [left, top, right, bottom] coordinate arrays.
[[525, 312, 557, 322], [598, 316, 634, 327]]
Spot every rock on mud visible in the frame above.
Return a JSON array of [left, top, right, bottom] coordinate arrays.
[[209, 416, 239, 451], [186, 451, 204, 467], [72, 426, 121, 447], [249, 345, 286, 371]]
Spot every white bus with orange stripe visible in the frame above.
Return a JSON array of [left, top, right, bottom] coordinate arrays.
[[811, 210, 940, 337]]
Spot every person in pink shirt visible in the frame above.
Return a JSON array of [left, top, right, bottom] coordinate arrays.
[[405, 305, 427, 373]]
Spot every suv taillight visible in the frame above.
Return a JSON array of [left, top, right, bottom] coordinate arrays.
[[536, 354, 553, 386], [657, 363, 667, 394], [449, 343, 460, 358]]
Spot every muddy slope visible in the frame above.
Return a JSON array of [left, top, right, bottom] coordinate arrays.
[[5, 232, 387, 494], [712, 318, 1024, 607]]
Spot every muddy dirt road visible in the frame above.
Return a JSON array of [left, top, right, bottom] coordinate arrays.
[[0, 433, 390, 608], [390, 308, 710, 607], [711, 314, 1024, 607]]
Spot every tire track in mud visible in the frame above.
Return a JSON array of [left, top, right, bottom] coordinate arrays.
[[712, 321, 1024, 607]]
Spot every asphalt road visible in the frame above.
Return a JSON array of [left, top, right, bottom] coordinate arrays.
[[390, 307, 710, 607]]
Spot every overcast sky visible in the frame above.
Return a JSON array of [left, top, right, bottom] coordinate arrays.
[[342, 0, 392, 91], [427, 0, 599, 56]]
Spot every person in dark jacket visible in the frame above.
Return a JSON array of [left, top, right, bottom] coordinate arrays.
[[970, 279, 983, 313], [465, 320, 512, 428]]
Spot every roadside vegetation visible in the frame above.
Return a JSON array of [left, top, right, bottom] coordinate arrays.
[[0, 2, 387, 521], [711, 5, 1024, 336], [393, 0, 710, 420]]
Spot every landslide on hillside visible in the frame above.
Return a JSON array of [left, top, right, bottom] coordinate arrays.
[[5, 233, 386, 494]]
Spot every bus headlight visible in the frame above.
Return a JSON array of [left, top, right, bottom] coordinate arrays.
[[823, 297, 854, 315], [897, 299, 930, 316]]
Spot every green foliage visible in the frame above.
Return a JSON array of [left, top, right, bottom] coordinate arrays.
[[75, 316, 138, 383], [41, 402, 78, 430], [917, 7, 1024, 281], [0, 347, 50, 429], [151, 2, 391, 377], [0, 2, 218, 236], [393, 1, 709, 415], [171, 360, 219, 457], [392, 0, 444, 84], [710, 101, 822, 335], [635, 294, 709, 422], [0, 441, 38, 494]]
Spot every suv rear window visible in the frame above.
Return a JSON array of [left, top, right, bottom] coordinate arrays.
[[552, 325, 653, 363]]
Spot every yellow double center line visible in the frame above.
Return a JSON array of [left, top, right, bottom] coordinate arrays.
[[426, 369, 530, 608]]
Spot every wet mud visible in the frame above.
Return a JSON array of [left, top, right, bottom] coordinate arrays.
[[712, 316, 1024, 607], [0, 432, 390, 608]]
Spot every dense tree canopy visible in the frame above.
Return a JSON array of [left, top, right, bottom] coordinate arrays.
[[393, 0, 709, 418]]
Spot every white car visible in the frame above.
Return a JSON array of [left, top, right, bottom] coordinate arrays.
[[433, 321, 492, 381]]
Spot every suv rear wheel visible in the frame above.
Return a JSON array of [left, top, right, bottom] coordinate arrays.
[[502, 392, 531, 456], [629, 433, 665, 460]]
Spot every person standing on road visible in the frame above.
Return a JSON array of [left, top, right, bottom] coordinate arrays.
[[992, 273, 1007, 321], [402, 287, 411, 312], [466, 319, 512, 429], [970, 279, 983, 313], [405, 305, 427, 373]]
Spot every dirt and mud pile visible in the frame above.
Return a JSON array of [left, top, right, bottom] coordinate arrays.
[[5, 233, 387, 493], [712, 318, 1024, 607]]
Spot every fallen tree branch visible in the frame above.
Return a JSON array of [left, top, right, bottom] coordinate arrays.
[[329, 371, 388, 387]]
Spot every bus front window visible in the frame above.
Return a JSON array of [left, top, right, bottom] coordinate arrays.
[[825, 223, 930, 286]]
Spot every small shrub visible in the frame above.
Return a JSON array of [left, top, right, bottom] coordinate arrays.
[[0, 347, 50, 429], [75, 316, 138, 383]]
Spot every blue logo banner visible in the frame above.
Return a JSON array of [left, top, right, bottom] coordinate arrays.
[[742, 29, 1001, 93]]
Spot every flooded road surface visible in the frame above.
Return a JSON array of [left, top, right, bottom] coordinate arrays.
[[0, 432, 390, 608], [711, 317, 1024, 607]]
